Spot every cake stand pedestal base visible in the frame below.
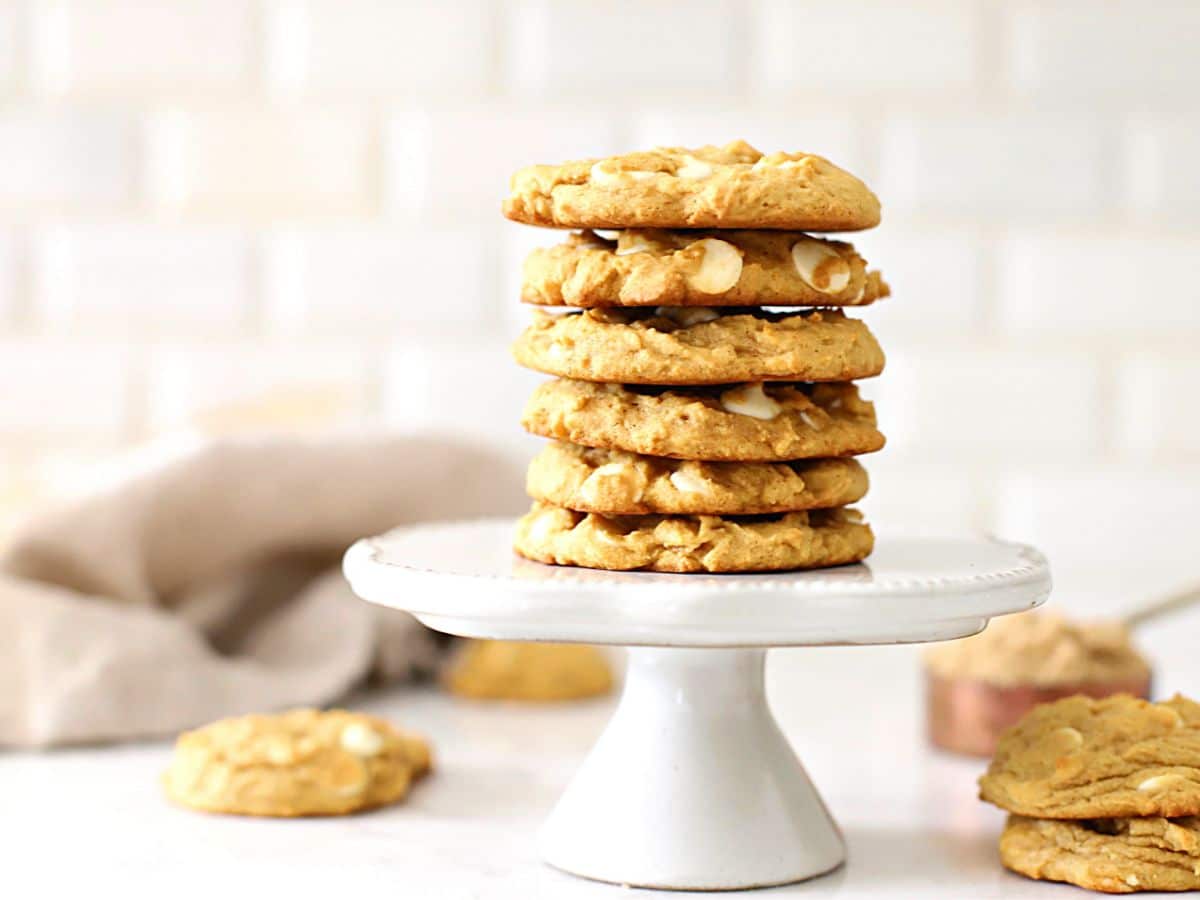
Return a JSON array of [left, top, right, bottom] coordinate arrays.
[[540, 647, 842, 890]]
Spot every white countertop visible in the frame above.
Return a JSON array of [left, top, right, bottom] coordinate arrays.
[[4, 638, 1192, 898]]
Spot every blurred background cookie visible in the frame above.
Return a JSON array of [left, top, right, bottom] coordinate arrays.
[[442, 640, 613, 702]]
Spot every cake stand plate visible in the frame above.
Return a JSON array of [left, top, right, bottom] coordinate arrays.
[[344, 519, 1050, 892]]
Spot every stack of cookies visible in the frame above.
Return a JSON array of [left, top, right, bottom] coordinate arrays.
[[503, 140, 889, 573], [980, 694, 1200, 893]]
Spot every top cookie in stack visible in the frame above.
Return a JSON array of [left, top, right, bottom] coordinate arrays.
[[504, 140, 889, 574]]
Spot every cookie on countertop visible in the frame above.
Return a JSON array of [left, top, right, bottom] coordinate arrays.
[[443, 639, 613, 701], [527, 442, 869, 515], [521, 230, 889, 308], [503, 140, 881, 232], [512, 307, 885, 385], [163, 709, 432, 817], [513, 502, 873, 573], [1000, 814, 1200, 893], [521, 379, 884, 462], [979, 695, 1200, 820]]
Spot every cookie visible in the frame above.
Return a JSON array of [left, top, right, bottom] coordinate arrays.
[[503, 140, 881, 231], [526, 442, 869, 515], [512, 307, 885, 385], [521, 230, 889, 309], [521, 379, 884, 462], [442, 640, 613, 701], [513, 502, 873, 573], [1000, 814, 1200, 893], [979, 695, 1200, 820], [163, 709, 432, 817]]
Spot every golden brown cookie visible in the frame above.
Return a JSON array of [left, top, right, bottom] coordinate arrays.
[[979, 695, 1200, 820], [513, 502, 873, 573], [443, 640, 613, 701], [503, 140, 881, 231], [512, 307, 885, 385], [1000, 814, 1200, 893], [521, 379, 884, 462], [163, 709, 432, 817], [527, 442, 869, 515], [521, 230, 889, 308]]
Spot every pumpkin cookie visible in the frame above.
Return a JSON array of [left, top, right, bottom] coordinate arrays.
[[512, 307, 885, 385], [979, 695, 1200, 820], [514, 502, 873, 573], [443, 640, 613, 701], [1000, 814, 1200, 893], [163, 709, 431, 817], [503, 140, 880, 231], [527, 442, 868, 515], [521, 230, 889, 308], [521, 379, 884, 462]]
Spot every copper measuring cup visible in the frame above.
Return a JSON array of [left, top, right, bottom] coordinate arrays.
[[927, 581, 1200, 757]]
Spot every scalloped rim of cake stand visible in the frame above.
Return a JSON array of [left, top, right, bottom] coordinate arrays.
[[343, 519, 1052, 648]]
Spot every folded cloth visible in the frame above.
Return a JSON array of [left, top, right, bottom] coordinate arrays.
[[0, 433, 525, 748]]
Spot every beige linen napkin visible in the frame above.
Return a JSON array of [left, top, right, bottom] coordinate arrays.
[[0, 433, 525, 748]]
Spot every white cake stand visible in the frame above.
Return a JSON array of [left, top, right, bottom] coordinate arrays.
[[343, 519, 1050, 892]]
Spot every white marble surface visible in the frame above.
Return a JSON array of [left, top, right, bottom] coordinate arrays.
[[3, 636, 1194, 898]]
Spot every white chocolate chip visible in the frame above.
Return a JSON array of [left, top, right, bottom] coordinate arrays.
[[675, 155, 714, 179], [527, 507, 564, 544], [669, 468, 711, 495], [798, 410, 822, 430], [686, 238, 743, 294], [653, 306, 720, 327], [1138, 773, 1188, 792], [1050, 726, 1084, 750], [615, 233, 658, 256], [593, 229, 620, 241], [1126, 875, 1139, 887], [340, 722, 385, 757], [578, 462, 647, 506], [719, 383, 782, 420], [791, 239, 852, 294], [843, 509, 864, 524], [590, 161, 655, 185]]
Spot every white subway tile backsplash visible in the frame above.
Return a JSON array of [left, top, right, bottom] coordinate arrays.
[[146, 342, 372, 433], [994, 466, 1200, 612], [1126, 120, 1200, 224], [385, 106, 618, 223], [0, 110, 139, 210], [0, 339, 131, 434], [998, 235, 1200, 334], [263, 225, 494, 335], [878, 114, 1107, 223], [1007, 0, 1200, 99], [269, 0, 493, 97], [382, 337, 543, 454], [860, 458, 986, 538], [873, 343, 1105, 462], [33, 225, 252, 334], [0, 0, 1194, 588], [507, 0, 737, 96], [1116, 355, 1200, 459], [146, 108, 373, 218], [0, 3, 19, 89], [0, 230, 17, 326], [32, 0, 253, 95], [850, 229, 984, 336], [754, 0, 979, 95]]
